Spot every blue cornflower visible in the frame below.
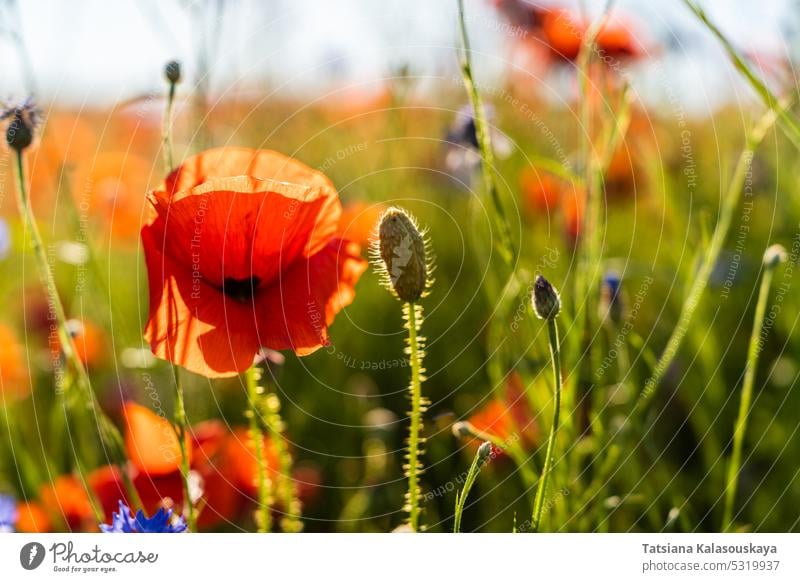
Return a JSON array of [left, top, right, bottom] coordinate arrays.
[[101, 501, 187, 533], [600, 271, 624, 324], [0, 494, 18, 532], [444, 105, 512, 186]]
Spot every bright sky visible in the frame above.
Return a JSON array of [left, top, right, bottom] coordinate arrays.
[[0, 0, 796, 111]]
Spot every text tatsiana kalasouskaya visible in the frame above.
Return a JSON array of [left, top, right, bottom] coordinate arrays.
[[642, 543, 777, 557]]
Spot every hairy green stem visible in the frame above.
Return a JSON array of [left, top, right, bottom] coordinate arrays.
[[532, 319, 562, 532], [245, 365, 272, 532], [405, 302, 425, 531], [722, 258, 779, 531]]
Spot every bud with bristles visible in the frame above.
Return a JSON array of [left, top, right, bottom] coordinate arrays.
[[164, 60, 182, 84], [763, 244, 788, 270], [2, 99, 40, 152], [371, 207, 432, 303], [533, 275, 561, 320]]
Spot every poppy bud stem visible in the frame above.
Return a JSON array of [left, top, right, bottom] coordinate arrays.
[[171, 365, 196, 532], [404, 302, 427, 531], [531, 316, 562, 533], [245, 365, 273, 533], [254, 370, 303, 533], [722, 244, 787, 532], [10, 147, 142, 520], [162, 60, 180, 173], [453, 441, 492, 533]]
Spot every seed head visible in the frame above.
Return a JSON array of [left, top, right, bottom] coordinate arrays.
[[532, 275, 561, 321], [2, 98, 40, 152], [371, 207, 432, 303], [164, 60, 182, 84], [763, 244, 788, 270]]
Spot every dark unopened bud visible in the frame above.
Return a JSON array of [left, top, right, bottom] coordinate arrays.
[[763, 244, 787, 270], [477, 441, 492, 464], [533, 275, 561, 320], [375, 207, 429, 303], [164, 60, 182, 84], [4, 101, 39, 152]]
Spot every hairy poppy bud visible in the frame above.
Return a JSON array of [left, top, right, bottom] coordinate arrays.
[[763, 244, 788, 270], [532, 275, 561, 320], [373, 207, 430, 303], [3, 101, 39, 152], [164, 60, 182, 84]]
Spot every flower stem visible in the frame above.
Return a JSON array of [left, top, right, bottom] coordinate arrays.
[[259, 388, 302, 532], [453, 442, 490, 533], [404, 301, 426, 531], [722, 258, 779, 531], [162, 80, 176, 173], [532, 318, 562, 532], [170, 366, 195, 531], [246, 365, 272, 533], [12, 150, 141, 516]]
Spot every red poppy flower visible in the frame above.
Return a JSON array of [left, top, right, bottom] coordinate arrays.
[[15, 501, 52, 533], [142, 147, 366, 378]]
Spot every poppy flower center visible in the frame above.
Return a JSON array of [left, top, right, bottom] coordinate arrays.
[[222, 276, 261, 303]]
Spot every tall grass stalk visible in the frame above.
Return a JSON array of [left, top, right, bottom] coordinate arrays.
[[639, 104, 782, 411], [456, 0, 516, 268], [681, 0, 800, 149], [722, 245, 787, 531]]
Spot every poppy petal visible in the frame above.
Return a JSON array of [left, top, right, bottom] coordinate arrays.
[[142, 223, 261, 377], [256, 238, 366, 354], [148, 176, 340, 287]]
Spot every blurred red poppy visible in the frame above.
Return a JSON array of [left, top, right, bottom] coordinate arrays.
[[142, 147, 366, 378]]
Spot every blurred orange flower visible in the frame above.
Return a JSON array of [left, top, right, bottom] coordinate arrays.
[[15, 501, 52, 533], [74, 152, 151, 242], [520, 168, 561, 214], [336, 201, 385, 247], [39, 475, 95, 531], [123, 401, 190, 476], [64, 319, 106, 369], [142, 147, 366, 378], [468, 372, 539, 450], [0, 323, 29, 401]]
